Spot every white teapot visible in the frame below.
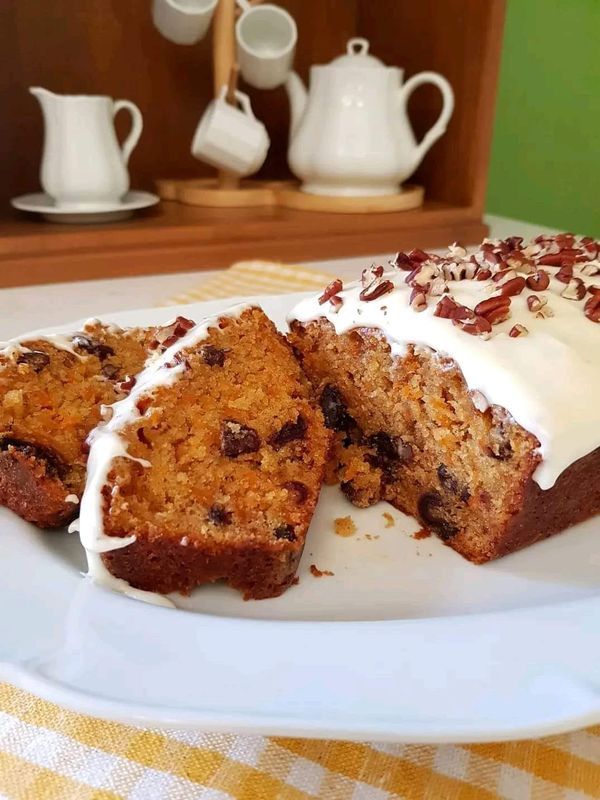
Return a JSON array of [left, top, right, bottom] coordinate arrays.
[[285, 38, 454, 197]]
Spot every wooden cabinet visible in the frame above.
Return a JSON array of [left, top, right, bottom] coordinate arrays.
[[0, 0, 505, 286]]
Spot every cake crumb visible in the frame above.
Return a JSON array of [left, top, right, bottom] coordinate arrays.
[[310, 564, 334, 577], [364, 533, 380, 541], [412, 528, 431, 540], [334, 515, 357, 537], [382, 512, 395, 528]]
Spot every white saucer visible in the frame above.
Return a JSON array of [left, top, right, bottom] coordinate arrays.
[[11, 191, 160, 224]]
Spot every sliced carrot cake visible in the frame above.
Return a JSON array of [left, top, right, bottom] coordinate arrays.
[[0, 320, 151, 527], [78, 305, 330, 601]]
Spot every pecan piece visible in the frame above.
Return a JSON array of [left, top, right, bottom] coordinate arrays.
[[318, 278, 343, 305], [584, 293, 600, 323], [509, 324, 528, 338], [526, 270, 550, 291], [561, 278, 586, 301], [359, 279, 394, 302]]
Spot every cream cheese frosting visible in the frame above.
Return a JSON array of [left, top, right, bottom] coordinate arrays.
[[74, 304, 251, 606], [289, 236, 600, 490]]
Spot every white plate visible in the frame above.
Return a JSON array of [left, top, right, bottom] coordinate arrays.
[[11, 191, 160, 223], [1, 293, 599, 743]]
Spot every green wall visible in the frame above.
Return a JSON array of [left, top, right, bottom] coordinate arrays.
[[487, 0, 599, 236]]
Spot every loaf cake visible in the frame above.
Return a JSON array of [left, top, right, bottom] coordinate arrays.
[[0, 321, 151, 527], [289, 234, 600, 563], [78, 306, 330, 601]]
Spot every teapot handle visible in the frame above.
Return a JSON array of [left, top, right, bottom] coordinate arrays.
[[397, 72, 454, 166], [113, 99, 144, 166]]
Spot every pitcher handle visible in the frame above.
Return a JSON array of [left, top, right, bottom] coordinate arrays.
[[398, 72, 454, 166], [113, 99, 143, 166]]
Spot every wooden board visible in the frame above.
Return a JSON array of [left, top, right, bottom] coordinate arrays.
[[0, 201, 488, 287]]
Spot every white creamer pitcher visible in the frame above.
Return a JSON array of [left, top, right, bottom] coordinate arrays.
[[30, 88, 143, 209]]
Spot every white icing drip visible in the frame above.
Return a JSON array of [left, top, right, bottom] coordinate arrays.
[[76, 303, 251, 605], [65, 494, 79, 504], [0, 332, 81, 359], [0, 319, 124, 360], [290, 265, 600, 490]]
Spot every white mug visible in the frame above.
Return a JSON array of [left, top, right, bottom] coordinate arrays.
[[152, 0, 218, 45], [235, 1, 297, 90], [191, 86, 270, 176]]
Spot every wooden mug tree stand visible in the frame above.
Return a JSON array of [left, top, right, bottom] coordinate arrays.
[[156, 0, 424, 214]]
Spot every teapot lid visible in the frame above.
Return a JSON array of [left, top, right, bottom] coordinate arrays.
[[330, 38, 385, 69]]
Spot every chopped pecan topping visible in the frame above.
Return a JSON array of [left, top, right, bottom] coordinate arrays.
[[509, 323, 528, 338], [118, 375, 137, 392], [584, 293, 600, 323], [318, 278, 343, 305], [474, 295, 511, 325], [500, 276, 526, 297], [409, 288, 427, 312], [359, 279, 394, 302], [561, 277, 586, 301], [452, 315, 492, 337], [526, 270, 550, 291], [151, 316, 195, 352]]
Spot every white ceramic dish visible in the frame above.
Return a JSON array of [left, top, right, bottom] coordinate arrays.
[[1, 293, 599, 743], [11, 191, 160, 224]]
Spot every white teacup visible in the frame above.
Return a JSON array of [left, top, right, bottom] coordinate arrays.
[[191, 87, 270, 177], [235, 1, 297, 90], [152, 0, 218, 45]]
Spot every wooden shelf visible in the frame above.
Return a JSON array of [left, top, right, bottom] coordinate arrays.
[[0, 200, 487, 287]]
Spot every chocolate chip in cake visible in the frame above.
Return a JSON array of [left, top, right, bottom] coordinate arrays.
[[17, 350, 50, 373], [137, 427, 151, 446], [268, 415, 308, 449], [319, 385, 355, 432], [417, 491, 459, 540], [0, 437, 67, 480], [200, 345, 227, 367], [437, 464, 459, 494], [340, 480, 357, 502], [72, 334, 115, 361], [101, 363, 121, 380], [283, 480, 309, 504], [208, 504, 232, 525], [220, 420, 261, 457], [274, 524, 297, 542]]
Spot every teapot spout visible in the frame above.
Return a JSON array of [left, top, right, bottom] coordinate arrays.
[[285, 71, 308, 138]]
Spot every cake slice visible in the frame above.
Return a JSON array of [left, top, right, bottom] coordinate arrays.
[[289, 234, 600, 563], [79, 306, 330, 600], [0, 320, 151, 527]]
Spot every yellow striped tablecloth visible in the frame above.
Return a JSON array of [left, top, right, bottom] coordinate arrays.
[[1, 260, 599, 800]]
